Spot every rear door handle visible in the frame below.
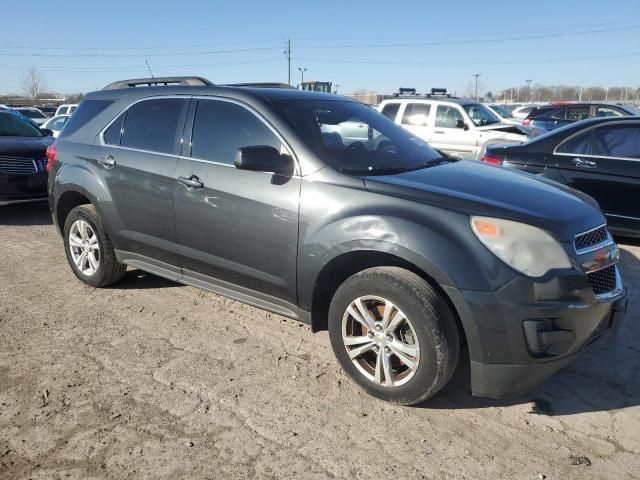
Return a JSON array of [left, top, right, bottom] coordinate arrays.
[[572, 158, 597, 168], [177, 176, 204, 189], [434, 130, 445, 134], [98, 155, 116, 167]]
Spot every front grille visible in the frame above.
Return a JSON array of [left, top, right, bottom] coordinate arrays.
[[0, 156, 38, 175], [587, 265, 617, 295], [574, 225, 609, 251]]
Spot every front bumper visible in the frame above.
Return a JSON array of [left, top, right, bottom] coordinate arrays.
[[443, 272, 627, 398], [0, 172, 48, 206]]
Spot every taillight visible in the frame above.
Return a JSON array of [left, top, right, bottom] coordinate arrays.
[[522, 119, 532, 126], [481, 156, 503, 165], [45, 144, 57, 173]]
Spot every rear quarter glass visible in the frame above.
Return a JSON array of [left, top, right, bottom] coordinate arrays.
[[58, 100, 114, 139]]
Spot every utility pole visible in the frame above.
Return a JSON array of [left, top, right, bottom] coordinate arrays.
[[578, 85, 583, 102], [298, 67, 307, 84], [284, 39, 291, 85], [472, 73, 481, 101], [525, 79, 532, 102], [605, 87, 609, 102]]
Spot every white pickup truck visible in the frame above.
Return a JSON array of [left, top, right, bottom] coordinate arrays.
[[377, 90, 530, 160]]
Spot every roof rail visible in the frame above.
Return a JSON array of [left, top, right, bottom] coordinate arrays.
[[224, 82, 296, 89], [396, 87, 417, 96], [102, 76, 213, 90], [392, 87, 458, 99]]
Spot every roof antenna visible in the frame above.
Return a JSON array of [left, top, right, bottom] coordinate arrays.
[[145, 59, 155, 78]]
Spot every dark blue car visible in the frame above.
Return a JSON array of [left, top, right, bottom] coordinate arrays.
[[523, 103, 638, 132], [0, 111, 53, 205]]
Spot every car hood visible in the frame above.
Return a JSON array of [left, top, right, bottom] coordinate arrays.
[[363, 160, 604, 242], [476, 123, 530, 136], [0, 136, 53, 158]]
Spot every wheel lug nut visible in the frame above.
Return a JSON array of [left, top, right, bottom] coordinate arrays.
[[384, 346, 391, 354], [367, 331, 374, 338], [375, 324, 382, 331], [373, 346, 380, 353], [386, 334, 393, 342]]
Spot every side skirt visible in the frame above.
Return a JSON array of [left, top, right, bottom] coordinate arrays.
[[115, 250, 306, 323]]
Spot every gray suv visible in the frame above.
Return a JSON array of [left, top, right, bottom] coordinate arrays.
[[48, 77, 627, 405]]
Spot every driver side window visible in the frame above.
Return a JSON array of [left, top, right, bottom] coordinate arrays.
[[435, 105, 464, 128]]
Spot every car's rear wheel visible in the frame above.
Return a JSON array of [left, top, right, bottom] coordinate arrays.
[[328, 267, 459, 405], [63, 205, 126, 287]]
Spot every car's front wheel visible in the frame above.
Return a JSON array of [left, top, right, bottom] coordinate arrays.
[[63, 205, 126, 287], [328, 267, 459, 405]]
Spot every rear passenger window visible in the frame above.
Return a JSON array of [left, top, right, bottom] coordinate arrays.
[[401, 103, 431, 126], [593, 124, 640, 159], [557, 131, 592, 155], [58, 100, 113, 139], [380, 103, 400, 121], [190, 100, 283, 165], [120, 98, 187, 154], [103, 113, 125, 145]]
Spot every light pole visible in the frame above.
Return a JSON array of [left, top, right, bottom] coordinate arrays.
[[526, 79, 532, 103], [334, 84, 340, 94], [298, 67, 307, 84], [472, 73, 481, 101]]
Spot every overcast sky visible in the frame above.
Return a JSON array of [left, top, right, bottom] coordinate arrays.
[[1, 0, 639, 95]]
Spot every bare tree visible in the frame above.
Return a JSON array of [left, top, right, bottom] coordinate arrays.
[[20, 67, 46, 100], [66, 93, 85, 103]]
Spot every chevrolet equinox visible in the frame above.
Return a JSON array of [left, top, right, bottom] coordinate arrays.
[[48, 77, 627, 405]]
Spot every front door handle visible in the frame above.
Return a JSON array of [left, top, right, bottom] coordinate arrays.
[[177, 176, 204, 189], [98, 155, 116, 167], [434, 130, 445, 134], [572, 158, 597, 168]]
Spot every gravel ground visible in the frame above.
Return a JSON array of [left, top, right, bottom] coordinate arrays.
[[1, 202, 639, 480]]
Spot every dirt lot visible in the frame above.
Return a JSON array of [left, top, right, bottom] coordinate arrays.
[[0, 203, 639, 480]]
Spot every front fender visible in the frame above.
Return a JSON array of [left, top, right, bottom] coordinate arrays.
[[297, 206, 516, 313]]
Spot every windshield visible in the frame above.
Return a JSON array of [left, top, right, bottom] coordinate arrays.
[[272, 100, 447, 175], [0, 112, 44, 137], [489, 105, 511, 118], [463, 104, 501, 126], [17, 109, 46, 119]]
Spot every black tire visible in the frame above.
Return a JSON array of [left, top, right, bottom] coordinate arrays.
[[63, 204, 126, 287], [328, 267, 459, 405]]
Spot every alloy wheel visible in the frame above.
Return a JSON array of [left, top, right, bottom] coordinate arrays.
[[341, 295, 420, 387], [68, 219, 100, 276]]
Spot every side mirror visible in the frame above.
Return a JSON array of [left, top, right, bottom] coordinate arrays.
[[234, 145, 293, 175], [41, 128, 54, 136], [455, 119, 469, 130]]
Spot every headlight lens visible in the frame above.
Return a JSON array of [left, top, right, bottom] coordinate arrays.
[[470, 216, 572, 277]]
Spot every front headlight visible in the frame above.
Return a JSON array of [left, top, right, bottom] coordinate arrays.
[[471, 216, 572, 278]]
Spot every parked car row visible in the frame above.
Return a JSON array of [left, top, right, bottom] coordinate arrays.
[[1, 78, 633, 406]]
